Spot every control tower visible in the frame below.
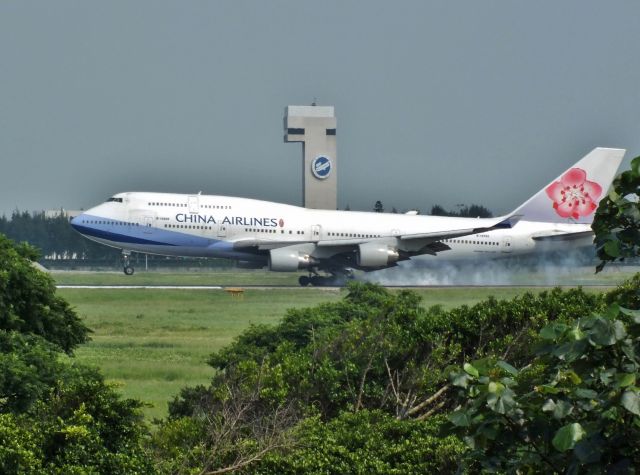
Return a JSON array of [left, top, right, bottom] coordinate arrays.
[[284, 105, 337, 209]]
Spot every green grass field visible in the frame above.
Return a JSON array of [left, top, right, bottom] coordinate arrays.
[[60, 287, 342, 420], [55, 268, 638, 421]]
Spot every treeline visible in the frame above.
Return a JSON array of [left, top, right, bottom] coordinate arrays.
[[0, 210, 118, 260], [430, 203, 493, 218], [369, 201, 493, 217]]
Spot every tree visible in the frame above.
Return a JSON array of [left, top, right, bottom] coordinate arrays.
[[160, 282, 610, 473], [0, 234, 90, 353], [0, 233, 152, 474], [374, 201, 384, 213], [449, 303, 640, 473], [592, 155, 640, 271], [430, 204, 449, 216], [257, 411, 464, 474]]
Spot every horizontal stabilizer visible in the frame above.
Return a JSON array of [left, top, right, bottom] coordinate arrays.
[[531, 230, 594, 242]]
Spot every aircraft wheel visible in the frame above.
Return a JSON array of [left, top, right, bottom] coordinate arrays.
[[298, 275, 310, 287], [310, 276, 326, 286], [124, 266, 135, 276]]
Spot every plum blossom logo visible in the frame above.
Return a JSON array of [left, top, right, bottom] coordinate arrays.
[[545, 168, 602, 219]]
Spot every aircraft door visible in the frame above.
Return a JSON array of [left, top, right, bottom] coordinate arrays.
[[143, 216, 154, 234], [311, 225, 321, 241], [502, 236, 513, 253], [188, 196, 199, 214], [217, 223, 227, 238]]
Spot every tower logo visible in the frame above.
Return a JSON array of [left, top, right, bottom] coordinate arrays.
[[311, 156, 332, 180]]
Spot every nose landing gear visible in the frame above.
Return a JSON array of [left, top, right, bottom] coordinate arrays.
[[122, 251, 135, 275]]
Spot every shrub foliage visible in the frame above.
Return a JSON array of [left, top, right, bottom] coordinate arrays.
[[0, 234, 151, 474]]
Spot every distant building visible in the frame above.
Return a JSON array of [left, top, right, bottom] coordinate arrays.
[[284, 105, 337, 210]]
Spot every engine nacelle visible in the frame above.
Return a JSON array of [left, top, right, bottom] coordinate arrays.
[[268, 247, 312, 272], [356, 242, 400, 268]]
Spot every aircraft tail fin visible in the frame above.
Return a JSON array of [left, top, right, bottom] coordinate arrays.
[[512, 147, 625, 223]]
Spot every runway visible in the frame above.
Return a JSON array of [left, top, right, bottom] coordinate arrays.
[[56, 284, 618, 290]]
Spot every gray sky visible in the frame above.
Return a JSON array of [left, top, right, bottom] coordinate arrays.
[[1, 1, 639, 217]]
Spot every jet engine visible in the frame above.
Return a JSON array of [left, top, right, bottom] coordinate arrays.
[[268, 247, 312, 272], [356, 242, 400, 268]]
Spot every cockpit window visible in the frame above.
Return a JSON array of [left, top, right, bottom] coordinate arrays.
[[107, 197, 123, 203]]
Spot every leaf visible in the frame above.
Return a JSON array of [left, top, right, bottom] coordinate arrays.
[[574, 436, 603, 464], [496, 360, 518, 376], [564, 370, 582, 385], [613, 320, 627, 341], [471, 357, 496, 374], [631, 155, 640, 175], [448, 409, 471, 427], [599, 368, 616, 385], [463, 362, 479, 378], [542, 399, 556, 412], [619, 306, 640, 324], [451, 370, 471, 389], [621, 343, 638, 364], [552, 400, 574, 420], [488, 381, 505, 395], [621, 390, 640, 416], [616, 373, 636, 388], [589, 317, 625, 346], [487, 387, 516, 414], [537, 384, 561, 394], [604, 240, 621, 258], [552, 423, 586, 452], [604, 303, 621, 319], [608, 189, 620, 202], [553, 339, 589, 362], [575, 388, 597, 400], [540, 322, 569, 340]]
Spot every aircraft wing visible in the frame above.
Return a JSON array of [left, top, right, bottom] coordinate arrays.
[[232, 238, 300, 250], [232, 215, 521, 256], [399, 215, 520, 242], [316, 215, 521, 247]]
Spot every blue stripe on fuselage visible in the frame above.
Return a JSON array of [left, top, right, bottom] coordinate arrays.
[[71, 223, 177, 246], [71, 214, 218, 248]]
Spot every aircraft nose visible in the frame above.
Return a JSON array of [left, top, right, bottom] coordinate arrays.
[[70, 213, 84, 231]]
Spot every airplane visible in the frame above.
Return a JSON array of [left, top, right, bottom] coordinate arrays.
[[70, 147, 624, 286]]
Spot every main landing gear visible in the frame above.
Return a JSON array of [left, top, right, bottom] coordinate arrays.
[[298, 269, 355, 287], [122, 250, 135, 276]]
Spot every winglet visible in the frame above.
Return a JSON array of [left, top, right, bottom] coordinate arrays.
[[492, 214, 522, 229]]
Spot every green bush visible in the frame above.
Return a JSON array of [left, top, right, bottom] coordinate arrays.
[[255, 411, 464, 475], [159, 281, 617, 473], [0, 234, 153, 474]]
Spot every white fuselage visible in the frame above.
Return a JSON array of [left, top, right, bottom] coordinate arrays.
[[71, 191, 593, 268], [431, 220, 593, 261]]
